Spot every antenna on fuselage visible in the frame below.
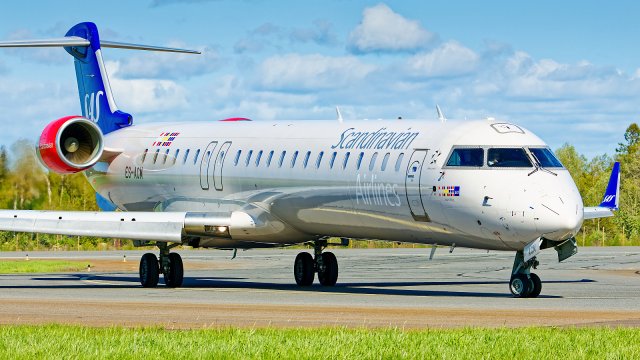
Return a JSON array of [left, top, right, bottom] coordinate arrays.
[[336, 106, 343, 123], [436, 105, 446, 122]]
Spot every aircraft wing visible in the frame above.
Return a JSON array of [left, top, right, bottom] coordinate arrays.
[[583, 162, 620, 220], [0, 210, 234, 243]]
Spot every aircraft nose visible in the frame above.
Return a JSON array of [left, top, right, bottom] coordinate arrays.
[[537, 193, 583, 241]]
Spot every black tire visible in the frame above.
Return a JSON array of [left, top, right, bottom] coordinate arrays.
[[527, 273, 542, 298], [294, 252, 315, 286], [509, 274, 530, 298], [318, 252, 339, 286], [164, 253, 184, 288], [139, 253, 159, 288]]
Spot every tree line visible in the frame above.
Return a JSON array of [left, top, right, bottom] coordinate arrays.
[[0, 124, 638, 251]]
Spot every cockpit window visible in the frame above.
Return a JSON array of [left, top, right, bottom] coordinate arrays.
[[487, 148, 532, 168], [529, 148, 564, 168], [446, 148, 484, 167]]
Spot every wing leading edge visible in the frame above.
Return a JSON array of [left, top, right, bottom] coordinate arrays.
[[583, 162, 620, 220]]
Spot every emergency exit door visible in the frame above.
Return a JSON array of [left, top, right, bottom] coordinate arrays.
[[405, 149, 430, 222]]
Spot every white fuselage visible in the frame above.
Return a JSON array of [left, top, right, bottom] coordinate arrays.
[[88, 119, 583, 251]]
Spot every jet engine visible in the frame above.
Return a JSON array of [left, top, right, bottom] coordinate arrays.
[[37, 116, 104, 174]]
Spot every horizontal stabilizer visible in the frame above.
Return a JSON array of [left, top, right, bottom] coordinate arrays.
[[0, 37, 200, 54]]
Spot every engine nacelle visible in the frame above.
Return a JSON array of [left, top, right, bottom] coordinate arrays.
[[37, 116, 104, 174]]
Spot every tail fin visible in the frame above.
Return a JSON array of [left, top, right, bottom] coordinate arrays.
[[0, 22, 199, 135], [599, 161, 620, 209], [583, 162, 620, 219], [65, 22, 130, 134]]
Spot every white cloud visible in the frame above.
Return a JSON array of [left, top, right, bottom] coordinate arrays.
[[115, 44, 222, 79], [407, 41, 479, 77], [105, 61, 188, 113], [348, 3, 436, 53], [259, 54, 376, 91]]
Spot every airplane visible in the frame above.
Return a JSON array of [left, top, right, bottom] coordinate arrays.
[[0, 22, 620, 297]]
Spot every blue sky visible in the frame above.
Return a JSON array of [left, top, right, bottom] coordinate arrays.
[[1, 0, 639, 158]]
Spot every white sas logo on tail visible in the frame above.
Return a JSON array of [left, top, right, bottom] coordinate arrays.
[[603, 195, 615, 203], [84, 91, 104, 122]]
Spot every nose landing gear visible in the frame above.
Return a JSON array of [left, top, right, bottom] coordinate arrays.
[[509, 250, 542, 298], [293, 240, 339, 286], [138, 243, 184, 288]]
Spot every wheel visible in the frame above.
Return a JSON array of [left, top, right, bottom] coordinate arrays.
[[509, 274, 530, 298], [139, 253, 159, 288], [294, 252, 315, 286], [318, 252, 338, 286], [527, 273, 542, 298], [164, 253, 184, 288]]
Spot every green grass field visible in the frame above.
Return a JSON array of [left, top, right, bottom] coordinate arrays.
[[0, 325, 639, 359], [0, 260, 87, 274]]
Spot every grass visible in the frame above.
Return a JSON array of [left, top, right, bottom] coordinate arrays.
[[0, 325, 639, 359], [0, 260, 87, 274]]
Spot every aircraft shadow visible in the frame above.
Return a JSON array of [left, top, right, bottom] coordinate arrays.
[[0, 273, 592, 298]]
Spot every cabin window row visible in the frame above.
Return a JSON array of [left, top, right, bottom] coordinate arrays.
[[232, 149, 405, 172], [140, 148, 202, 165]]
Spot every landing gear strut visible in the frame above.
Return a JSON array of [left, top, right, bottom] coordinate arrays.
[[509, 250, 542, 298], [139, 243, 184, 288], [294, 240, 338, 286]]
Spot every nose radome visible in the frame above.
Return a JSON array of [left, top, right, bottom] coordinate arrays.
[[538, 194, 583, 241]]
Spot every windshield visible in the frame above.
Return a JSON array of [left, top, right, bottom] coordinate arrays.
[[446, 148, 484, 167], [487, 148, 532, 168], [529, 148, 564, 168]]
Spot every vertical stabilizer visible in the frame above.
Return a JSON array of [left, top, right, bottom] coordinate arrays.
[[64, 22, 132, 134]]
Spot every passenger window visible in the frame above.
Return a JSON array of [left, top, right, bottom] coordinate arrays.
[[316, 151, 324, 169], [255, 150, 263, 167], [234, 150, 242, 166], [356, 152, 364, 170], [266, 150, 274, 167], [141, 149, 148, 164], [381, 153, 390, 171], [245, 150, 253, 167], [447, 148, 484, 167], [162, 149, 170, 164], [291, 151, 299, 168], [278, 151, 286, 168], [303, 151, 311, 168], [369, 152, 378, 171], [395, 153, 404, 172], [202, 150, 211, 166], [183, 149, 190, 164], [487, 148, 532, 168], [329, 152, 337, 169], [529, 148, 564, 168], [173, 149, 180, 165], [342, 152, 351, 169], [193, 149, 201, 164], [153, 149, 160, 164]]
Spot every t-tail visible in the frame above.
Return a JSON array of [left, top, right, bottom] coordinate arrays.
[[583, 162, 621, 219], [0, 22, 199, 135]]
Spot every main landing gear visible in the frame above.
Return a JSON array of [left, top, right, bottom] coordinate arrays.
[[509, 250, 542, 298], [294, 240, 338, 286], [139, 243, 184, 288]]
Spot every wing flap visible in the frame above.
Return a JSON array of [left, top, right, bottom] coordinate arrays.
[[0, 210, 187, 243]]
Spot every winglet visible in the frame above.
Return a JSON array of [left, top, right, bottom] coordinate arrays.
[[599, 162, 620, 209], [336, 106, 343, 123], [583, 162, 621, 220]]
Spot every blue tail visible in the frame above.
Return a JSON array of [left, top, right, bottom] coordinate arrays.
[[599, 162, 620, 209], [0, 21, 198, 134], [64, 22, 132, 135]]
